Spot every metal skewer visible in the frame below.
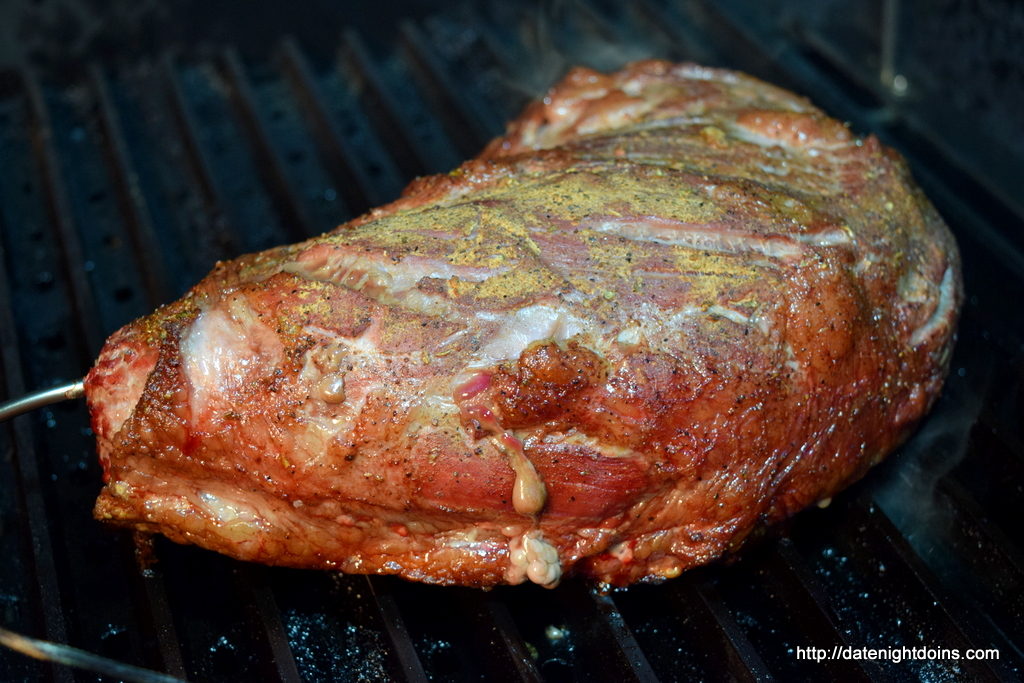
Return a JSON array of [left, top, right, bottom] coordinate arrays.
[[0, 379, 86, 422], [0, 625, 185, 683], [0, 381, 145, 679]]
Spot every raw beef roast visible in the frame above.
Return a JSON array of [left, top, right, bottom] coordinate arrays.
[[85, 61, 960, 586]]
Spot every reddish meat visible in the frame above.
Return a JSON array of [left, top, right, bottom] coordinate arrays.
[[84, 61, 960, 586]]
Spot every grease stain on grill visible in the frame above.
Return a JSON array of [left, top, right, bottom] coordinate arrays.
[[99, 623, 128, 642], [533, 622, 576, 680], [413, 637, 456, 680], [284, 611, 390, 683], [208, 635, 238, 661]]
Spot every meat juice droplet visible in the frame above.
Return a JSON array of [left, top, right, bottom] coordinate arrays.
[[317, 374, 346, 403]]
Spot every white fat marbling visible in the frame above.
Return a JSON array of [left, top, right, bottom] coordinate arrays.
[[615, 325, 644, 348], [198, 490, 261, 525], [181, 298, 283, 422], [592, 219, 804, 261], [472, 305, 586, 366], [706, 304, 751, 325], [792, 228, 853, 247], [909, 266, 956, 348]]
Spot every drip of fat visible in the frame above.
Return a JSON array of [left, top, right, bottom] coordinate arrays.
[[493, 433, 547, 516]]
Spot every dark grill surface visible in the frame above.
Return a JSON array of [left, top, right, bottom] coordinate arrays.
[[1, 1, 1022, 681]]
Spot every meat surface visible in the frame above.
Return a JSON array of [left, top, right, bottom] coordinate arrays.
[[85, 61, 960, 587]]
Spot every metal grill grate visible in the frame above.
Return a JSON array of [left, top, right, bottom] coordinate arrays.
[[0, 1, 1022, 680]]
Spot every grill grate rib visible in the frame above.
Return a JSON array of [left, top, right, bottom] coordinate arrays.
[[366, 578, 429, 682], [220, 49, 317, 244], [159, 56, 242, 259], [0, 230, 71, 683], [238, 567, 304, 683], [279, 38, 401, 216], [89, 65, 173, 309], [476, 597, 544, 682], [587, 592, 660, 682], [399, 21, 500, 156], [23, 70, 106, 359]]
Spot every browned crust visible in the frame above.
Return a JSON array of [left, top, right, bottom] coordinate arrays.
[[85, 60, 961, 586]]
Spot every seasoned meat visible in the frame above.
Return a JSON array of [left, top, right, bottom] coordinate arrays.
[[84, 61, 960, 587]]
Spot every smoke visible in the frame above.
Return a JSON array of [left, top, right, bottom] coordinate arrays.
[[496, 0, 668, 101], [869, 353, 993, 561]]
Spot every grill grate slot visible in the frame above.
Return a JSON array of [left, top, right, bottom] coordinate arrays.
[[352, 36, 464, 177], [88, 65, 174, 308], [0, 234, 68, 683], [586, 591, 660, 682], [98, 66, 210, 292], [761, 541, 883, 680], [663, 578, 771, 681], [37, 76, 153, 335], [679, 580, 772, 682], [952, 419, 1024, 549], [419, 14, 530, 124], [238, 55, 353, 236], [385, 581, 535, 682], [863, 494, 1023, 681], [220, 49, 319, 244], [130, 564, 187, 680], [399, 22, 501, 156], [159, 57, 243, 261], [279, 39, 401, 217], [606, 582, 719, 680], [157, 547, 276, 681], [265, 570, 409, 681], [23, 71, 106, 359], [10, 70, 176, 680], [338, 31, 449, 179], [912, 479, 1024, 654], [462, 5, 544, 83], [165, 58, 290, 254]]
